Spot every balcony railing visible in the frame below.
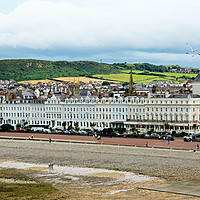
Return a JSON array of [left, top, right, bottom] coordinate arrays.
[[126, 119, 197, 123]]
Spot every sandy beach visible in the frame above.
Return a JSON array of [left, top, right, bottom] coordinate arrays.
[[0, 139, 200, 199]]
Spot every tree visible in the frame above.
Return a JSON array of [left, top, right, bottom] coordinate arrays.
[[62, 121, 67, 130], [114, 127, 126, 134], [152, 85, 157, 94], [192, 123, 197, 134], [24, 121, 28, 127], [164, 122, 170, 132], [68, 125, 74, 131], [90, 122, 96, 130], [1, 124, 14, 132], [16, 123, 21, 129], [74, 122, 80, 132], [122, 82, 129, 87], [102, 128, 113, 137], [102, 81, 110, 86], [130, 125, 137, 134]]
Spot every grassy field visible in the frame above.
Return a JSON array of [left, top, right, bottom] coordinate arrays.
[[93, 71, 198, 83], [122, 70, 197, 78], [18, 71, 198, 84], [18, 79, 51, 84], [18, 77, 111, 84], [54, 76, 113, 83], [93, 73, 174, 83], [121, 70, 145, 74], [0, 168, 63, 200]]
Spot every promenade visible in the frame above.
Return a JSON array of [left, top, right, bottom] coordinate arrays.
[[0, 132, 199, 151]]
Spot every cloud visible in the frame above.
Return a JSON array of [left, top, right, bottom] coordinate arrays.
[[0, 0, 200, 67], [0, 0, 200, 49]]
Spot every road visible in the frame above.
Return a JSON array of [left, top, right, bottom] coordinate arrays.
[[0, 132, 198, 150]]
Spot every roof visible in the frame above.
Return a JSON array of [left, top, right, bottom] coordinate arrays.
[[22, 91, 34, 96]]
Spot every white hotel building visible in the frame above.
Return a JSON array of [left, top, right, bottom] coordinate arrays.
[[0, 90, 200, 134], [0, 73, 200, 134]]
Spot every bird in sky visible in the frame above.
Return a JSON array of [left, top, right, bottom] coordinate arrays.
[[186, 43, 200, 56]]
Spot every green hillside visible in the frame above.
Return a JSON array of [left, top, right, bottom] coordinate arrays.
[[0, 59, 199, 82], [0, 59, 120, 81]]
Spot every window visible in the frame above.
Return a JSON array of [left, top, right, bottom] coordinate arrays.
[[181, 115, 183, 121], [57, 121, 61, 126]]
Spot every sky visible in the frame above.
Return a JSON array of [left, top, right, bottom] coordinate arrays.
[[1, 0, 200, 68]]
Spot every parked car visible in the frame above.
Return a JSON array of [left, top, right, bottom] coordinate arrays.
[[51, 129, 59, 134], [62, 130, 70, 134], [184, 135, 193, 142], [151, 133, 160, 137], [69, 129, 78, 134], [43, 129, 51, 134], [144, 133, 150, 137], [79, 130, 88, 135]]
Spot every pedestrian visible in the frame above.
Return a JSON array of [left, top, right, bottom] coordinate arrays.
[[163, 136, 165, 140], [51, 163, 54, 169], [48, 163, 54, 169], [197, 144, 199, 149], [146, 141, 148, 147], [97, 135, 101, 140], [168, 138, 170, 144], [49, 138, 51, 143]]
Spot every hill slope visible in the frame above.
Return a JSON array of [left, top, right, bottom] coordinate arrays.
[[0, 59, 120, 81], [0, 59, 199, 82]]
